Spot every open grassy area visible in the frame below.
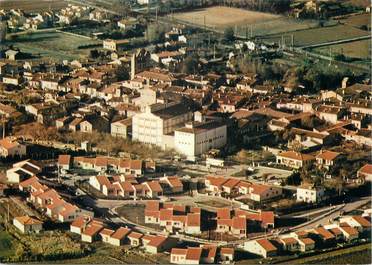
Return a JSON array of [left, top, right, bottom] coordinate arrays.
[[313, 39, 371, 59], [171, 6, 320, 36], [262, 24, 369, 47], [340, 13, 371, 28], [4, 31, 100, 61], [0, 0, 67, 11], [196, 199, 231, 209], [0, 229, 16, 260], [287, 243, 372, 264]]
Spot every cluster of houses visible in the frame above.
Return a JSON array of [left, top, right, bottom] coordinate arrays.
[[58, 154, 155, 176], [144, 201, 201, 235], [204, 176, 283, 202], [215, 208, 275, 238], [18, 176, 90, 222], [243, 212, 371, 258], [69, 215, 178, 254], [88, 174, 183, 199]]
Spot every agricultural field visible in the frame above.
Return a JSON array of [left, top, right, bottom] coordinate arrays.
[[0, 0, 67, 12], [170, 6, 321, 36], [313, 39, 371, 60], [339, 13, 371, 29], [262, 24, 369, 47], [3, 31, 100, 61]]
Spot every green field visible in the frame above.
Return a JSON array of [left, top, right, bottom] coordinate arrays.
[[262, 24, 369, 47], [3, 31, 100, 61], [0, 230, 16, 260], [313, 39, 371, 59]]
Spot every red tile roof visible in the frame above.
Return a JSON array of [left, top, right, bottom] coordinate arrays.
[[14, 215, 42, 225], [128, 231, 143, 239], [316, 150, 340, 161], [171, 248, 187, 256], [185, 247, 202, 261], [111, 227, 131, 240], [58, 154, 71, 165], [100, 228, 114, 236], [359, 164, 372, 175], [278, 151, 315, 161], [145, 201, 160, 211], [256, 239, 277, 252], [148, 235, 167, 247], [217, 208, 231, 219], [232, 217, 246, 230], [314, 227, 335, 240], [186, 213, 200, 227], [159, 209, 173, 221]]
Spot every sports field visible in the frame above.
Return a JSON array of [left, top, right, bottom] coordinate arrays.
[[4, 31, 100, 61], [171, 6, 320, 36]]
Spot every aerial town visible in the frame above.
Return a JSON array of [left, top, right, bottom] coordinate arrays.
[[0, 0, 370, 264]]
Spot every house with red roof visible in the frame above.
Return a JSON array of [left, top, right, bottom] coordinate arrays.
[[357, 164, 372, 182], [339, 215, 371, 233], [279, 237, 299, 252], [231, 217, 247, 238], [160, 176, 184, 194], [276, 151, 315, 169], [220, 247, 235, 262], [205, 176, 228, 194], [81, 222, 104, 243], [107, 227, 131, 246], [296, 237, 315, 252], [244, 238, 277, 258], [145, 235, 177, 254], [7, 159, 42, 183], [100, 228, 115, 243], [185, 213, 201, 235], [70, 216, 94, 235], [58, 154, 72, 170], [13, 215, 43, 233], [143, 181, 163, 198], [315, 150, 342, 170], [127, 231, 143, 246], [0, 137, 26, 158]]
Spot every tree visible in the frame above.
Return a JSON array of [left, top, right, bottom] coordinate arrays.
[[115, 65, 129, 81], [223, 26, 235, 42], [182, 54, 199, 74], [146, 23, 166, 43]]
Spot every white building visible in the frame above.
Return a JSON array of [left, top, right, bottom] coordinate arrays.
[[174, 117, 227, 160], [13, 216, 43, 233], [296, 184, 325, 203], [0, 137, 26, 158], [132, 102, 192, 149], [244, 239, 277, 258]]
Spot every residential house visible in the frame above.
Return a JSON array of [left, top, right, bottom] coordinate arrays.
[[244, 239, 277, 258], [13, 216, 43, 233], [111, 118, 132, 139], [276, 151, 315, 169], [0, 137, 26, 158], [296, 184, 325, 203]]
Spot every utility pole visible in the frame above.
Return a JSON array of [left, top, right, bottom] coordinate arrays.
[[329, 47, 332, 65], [203, 15, 206, 30], [291, 34, 294, 51], [250, 25, 253, 39]]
